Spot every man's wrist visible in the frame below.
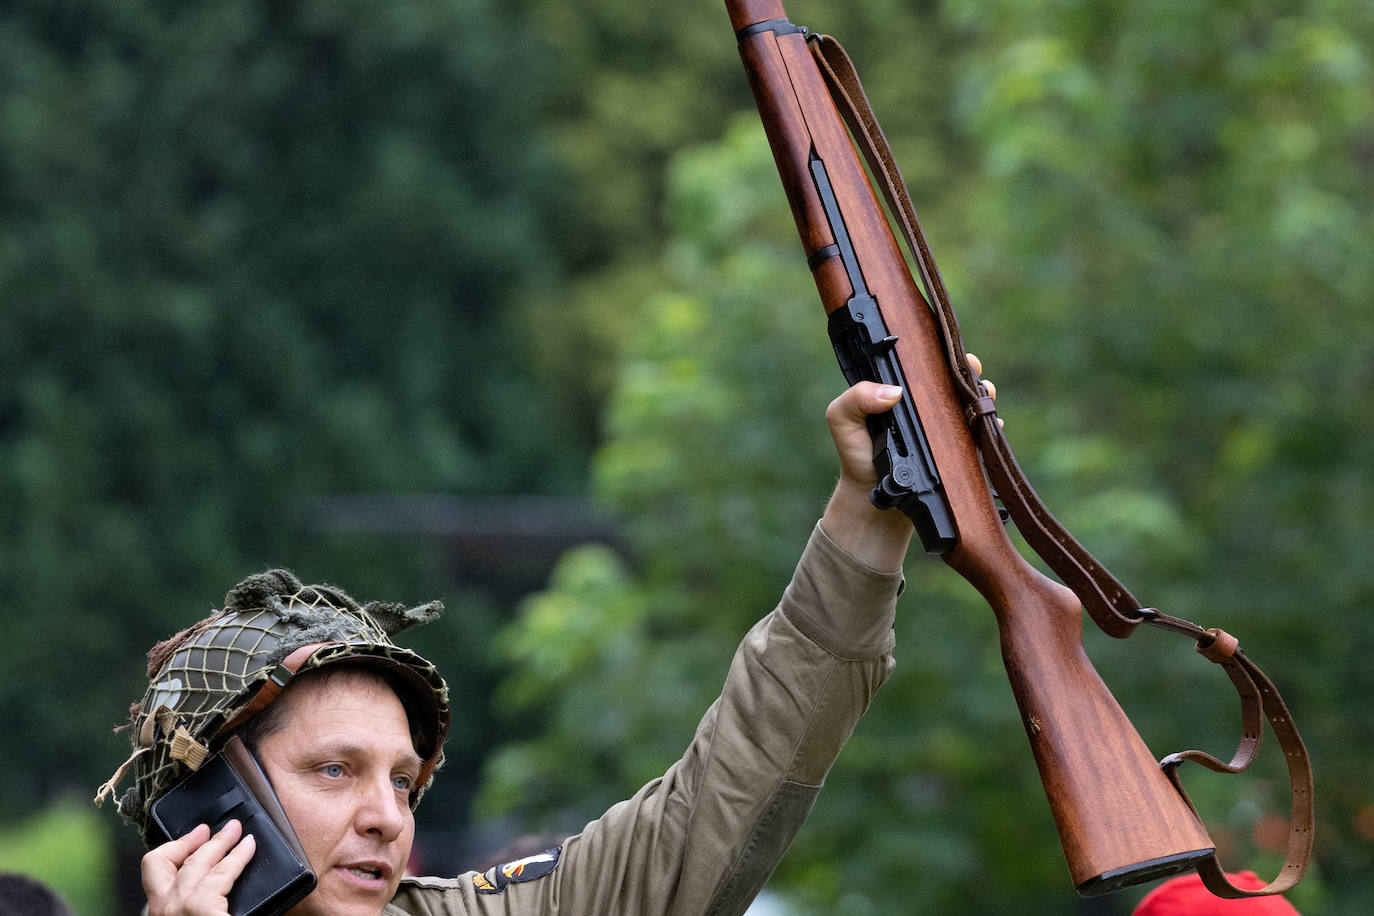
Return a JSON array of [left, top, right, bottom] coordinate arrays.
[[819, 478, 914, 574]]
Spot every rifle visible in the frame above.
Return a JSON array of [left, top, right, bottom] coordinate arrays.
[[725, 0, 1314, 899]]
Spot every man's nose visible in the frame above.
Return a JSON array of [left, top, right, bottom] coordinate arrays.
[[354, 776, 408, 840]]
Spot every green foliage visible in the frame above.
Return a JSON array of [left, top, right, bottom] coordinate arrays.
[[0, 0, 581, 828], [0, 799, 115, 915], [480, 117, 836, 829]]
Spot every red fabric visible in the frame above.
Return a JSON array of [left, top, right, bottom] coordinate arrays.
[[1132, 872, 1300, 915]]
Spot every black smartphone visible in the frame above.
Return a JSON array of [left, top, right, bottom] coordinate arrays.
[[150, 735, 316, 916]]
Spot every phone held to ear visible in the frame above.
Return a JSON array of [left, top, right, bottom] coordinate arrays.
[[151, 734, 316, 916]]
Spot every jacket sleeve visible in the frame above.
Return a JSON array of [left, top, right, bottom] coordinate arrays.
[[390, 521, 903, 916]]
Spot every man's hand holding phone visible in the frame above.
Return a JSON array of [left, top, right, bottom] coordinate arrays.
[[142, 820, 256, 915]]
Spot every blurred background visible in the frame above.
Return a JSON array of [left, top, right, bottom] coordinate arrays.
[[1, 0, 1370, 912]]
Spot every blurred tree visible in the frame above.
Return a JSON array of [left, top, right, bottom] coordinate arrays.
[[0, 0, 582, 834], [480, 117, 836, 825]]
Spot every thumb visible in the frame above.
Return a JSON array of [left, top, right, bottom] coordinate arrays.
[[826, 382, 903, 486]]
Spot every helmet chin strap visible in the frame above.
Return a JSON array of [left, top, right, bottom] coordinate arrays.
[[218, 643, 331, 735]]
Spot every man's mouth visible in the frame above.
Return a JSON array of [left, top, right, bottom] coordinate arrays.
[[339, 861, 391, 887]]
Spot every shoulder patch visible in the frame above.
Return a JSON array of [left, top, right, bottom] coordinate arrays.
[[472, 847, 562, 895]]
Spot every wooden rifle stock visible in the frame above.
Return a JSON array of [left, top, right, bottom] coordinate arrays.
[[726, 0, 1222, 895]]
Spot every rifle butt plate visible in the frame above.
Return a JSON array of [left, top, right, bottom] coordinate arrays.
[[1075, 848, 1215, 897]]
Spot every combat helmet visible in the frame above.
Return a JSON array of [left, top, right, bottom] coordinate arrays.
[[96, 569, 451, 846]]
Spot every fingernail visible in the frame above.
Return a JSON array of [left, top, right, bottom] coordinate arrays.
[[877, 385, 902, 400]]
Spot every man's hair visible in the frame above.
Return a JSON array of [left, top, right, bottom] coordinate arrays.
[[233, 661, 425, 757]]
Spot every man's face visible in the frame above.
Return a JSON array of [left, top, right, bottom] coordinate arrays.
[[254, 669, 421, 916]]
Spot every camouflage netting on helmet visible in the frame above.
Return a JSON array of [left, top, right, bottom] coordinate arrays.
[[100, 569, 450, 847]]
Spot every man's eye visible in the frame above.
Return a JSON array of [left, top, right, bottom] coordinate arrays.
[[322, 763, 345, 778], [392, 774, 414, 791]]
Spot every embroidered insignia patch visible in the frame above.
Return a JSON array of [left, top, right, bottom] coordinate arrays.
[[472, 847, 562, 895]]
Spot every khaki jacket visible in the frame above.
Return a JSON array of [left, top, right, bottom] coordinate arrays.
[[387, 522, 902, 916]]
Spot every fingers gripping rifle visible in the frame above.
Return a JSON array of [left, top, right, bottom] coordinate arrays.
[[725, 0, 1313, 900]]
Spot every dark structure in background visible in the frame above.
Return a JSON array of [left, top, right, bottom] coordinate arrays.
[[299, 494, 620, 602]]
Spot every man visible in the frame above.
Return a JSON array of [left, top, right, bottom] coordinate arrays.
[[103, 370, 996, 914]]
